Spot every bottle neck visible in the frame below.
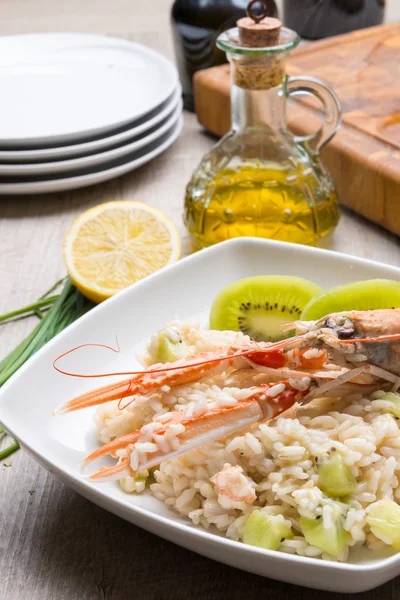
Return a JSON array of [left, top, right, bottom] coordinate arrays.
[[231, 79, 287, 132]]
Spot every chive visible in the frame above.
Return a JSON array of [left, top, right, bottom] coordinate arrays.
[[0, 322, 41, 374], [0, 278, 65, 326], [0, 278, 94, 386], [0, 440, 20, 461], [0, 321, 45, 383], [0, 277, 95, 460], [2, 308, 51, 325], [0, 295, 59, 324], [39, 277, 66, 300], [0, 290, 72, 384]]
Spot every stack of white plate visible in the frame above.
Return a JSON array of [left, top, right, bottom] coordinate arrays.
[[0, 34, 183, 195]]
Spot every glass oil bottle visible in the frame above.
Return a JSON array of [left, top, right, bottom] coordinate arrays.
[[184, 3, 341, 249]]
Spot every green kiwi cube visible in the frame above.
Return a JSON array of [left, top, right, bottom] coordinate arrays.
[[209, 275, 322, 342], [318, 452, 357, 498], [366, 499, 400, 549], [300, 503, 348, 557], [243, 511, 293, 550], [157, 336, 189, 363], [380, 392, 400, 419]]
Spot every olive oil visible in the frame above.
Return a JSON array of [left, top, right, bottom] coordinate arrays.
[[184, 164, 339, 248]]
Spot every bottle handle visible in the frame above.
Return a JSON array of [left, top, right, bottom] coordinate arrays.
[[286, 75, 342, 155]]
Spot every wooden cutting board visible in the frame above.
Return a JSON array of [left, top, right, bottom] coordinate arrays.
[[194, 24, 400, 237]]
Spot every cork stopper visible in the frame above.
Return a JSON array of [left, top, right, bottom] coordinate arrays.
[[238, 1, 282, 48], [237, 16, 282, 47], [232, 2, 284, 90]]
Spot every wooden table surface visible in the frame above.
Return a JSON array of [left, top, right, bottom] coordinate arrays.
[[1, 2, 400, 599]]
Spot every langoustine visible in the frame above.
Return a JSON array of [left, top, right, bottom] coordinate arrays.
[[54, 309, 400, 483]]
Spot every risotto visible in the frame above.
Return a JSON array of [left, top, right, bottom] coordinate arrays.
[[93, 320, 400, 561]]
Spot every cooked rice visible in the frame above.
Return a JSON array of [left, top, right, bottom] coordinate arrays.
[[93, 320, 400, 561]]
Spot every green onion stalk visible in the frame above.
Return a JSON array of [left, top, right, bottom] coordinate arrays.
[[0, 277, 94, 461]]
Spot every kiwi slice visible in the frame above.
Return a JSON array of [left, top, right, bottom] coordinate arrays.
[[243, 511, 293, 550], [301, 279, 400, 321], [209, 276, 322, 342]]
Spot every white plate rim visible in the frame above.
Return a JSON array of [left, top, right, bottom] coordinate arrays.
[[0, 33, 179, 146], [0, 116, 183, 195], [0, 85, 182, 163], [1, 238, 400, 592], [0, 101, 183, 176]]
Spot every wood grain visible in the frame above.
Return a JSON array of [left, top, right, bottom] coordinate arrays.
[[194, 24, 400, 237], [1, 2, 400, 599]]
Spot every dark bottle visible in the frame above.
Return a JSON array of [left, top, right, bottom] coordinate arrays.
[[171, 0, 278, 111], [283, 0, 385, 40]]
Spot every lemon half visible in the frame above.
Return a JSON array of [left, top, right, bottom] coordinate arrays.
[[63, 201, 181, 303]]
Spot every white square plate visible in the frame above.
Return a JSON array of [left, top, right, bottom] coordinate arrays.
[[2, 238, 400, 593]]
